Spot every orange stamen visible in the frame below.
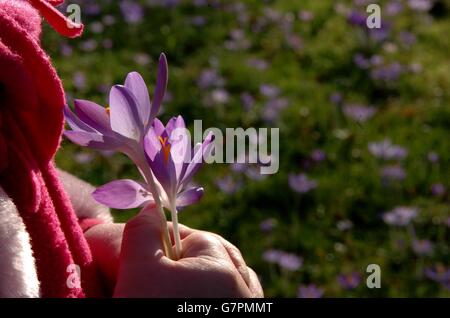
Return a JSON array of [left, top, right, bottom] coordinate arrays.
[[158, 136, 171, 164]]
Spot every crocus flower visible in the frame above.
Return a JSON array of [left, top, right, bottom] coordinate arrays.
[[412, 239, 433, 256], [368, 139, 408, 160], [431, 183, 445, 196], [262, 249, 303, 271], [120, 0, 144, 24], [297, 284, 324, 298], [427, 151, 439, 163], [424, 265, 450, 290], [93, 117, 214, 211], [92, 115, 214, 259], [144, 116, 215, 209], [337, 272, 362, 289], [408, 0, 433, 11], [343, 104, 377, 122], [64, 53, 168, 158], [260, 218, 277, 233], [289, 173, 317, 193], [383, 206, 418, 226], [381, 165, 406, 181], [65, 53, 176, 259], [215, 175, 242, 194]]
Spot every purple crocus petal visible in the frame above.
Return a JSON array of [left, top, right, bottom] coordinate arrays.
[[92, 179, 153, 209], [74, 99, 111, 134], [64, 130, 119, 150], [143, 127, 162, 161], [124, 72, 151, 127], [180, 131, 214, 187], [109, 85, 143, 140], [176, 187, 204, 209], [168, 116, 187, 142], [152, 117, 165, 136], [150, 53, 168, 120], [169, 117, 190, 179], [64, 104, 96, 132], [163, 116, 179, 139], [147, 150, 177, 201]]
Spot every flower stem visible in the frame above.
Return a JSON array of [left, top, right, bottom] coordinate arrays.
[[170, 203, 182, 260], [131, 151, 174, 260], [145, 169, 174, 260]]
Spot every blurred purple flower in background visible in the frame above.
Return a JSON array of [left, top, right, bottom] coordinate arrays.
[[343, 104, 377, 122], [263, 249, 303, 272], [190, 15, 207, 27], [386, 0, 404, 16], [262, 97, 289, 122], [260, 84, 280, 98], [368, 139, 408, 160], [297, 284, 324, 298], [240, 92, 255, 111], [381, 165, 406, 181], [408, 0, 433, 11], [354, 54, 370, 69], [72, 71, 87, 90], [247, 58, 269, 71], [431, 183, 445, 196], [371, 63, 403, 82], [215, 175, 241, 194], [424, 265, 450, 290], [102, 14, 116, 26], [260, 218, 277, 233], [347, 11, 367, 27], [90, 21, 104, 34], [337, 272, 362, 290], [74, 152, 94, 165], [80, 39, 98, 52], [412, 239, 433, 256], [134, 53, 151, 66], [311, 149, 326, 162], [337, 219, 353, 231], [369, 22, 391, 42], [383, 206, 418, 226], [399, 31, 417, 46], [60, 43, 73, 57], [120, 0, 144, 24], [198, 68, 225, 89], [289, 173, 318, 194], [298, 10, 314, 22], [427, 151, 439, 163], [330, 92, 343, 105]]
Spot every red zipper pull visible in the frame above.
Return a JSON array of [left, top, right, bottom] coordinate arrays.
[[27, 0, 83, 38]]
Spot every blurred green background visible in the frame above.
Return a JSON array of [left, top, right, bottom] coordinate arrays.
[[45, 0, 449, 297]]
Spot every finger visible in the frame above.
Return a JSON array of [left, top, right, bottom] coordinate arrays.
[[214, 235, 251, 289], [171, 225, 252, 287], [180, 231, 229, 260], [247, 267, 264, 298], [120, 204, 167, 265]]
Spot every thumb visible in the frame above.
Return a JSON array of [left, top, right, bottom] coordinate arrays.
[[119, 204, 167, 265]]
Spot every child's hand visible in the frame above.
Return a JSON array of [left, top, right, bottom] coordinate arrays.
[[85, 206, 263, 298]]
